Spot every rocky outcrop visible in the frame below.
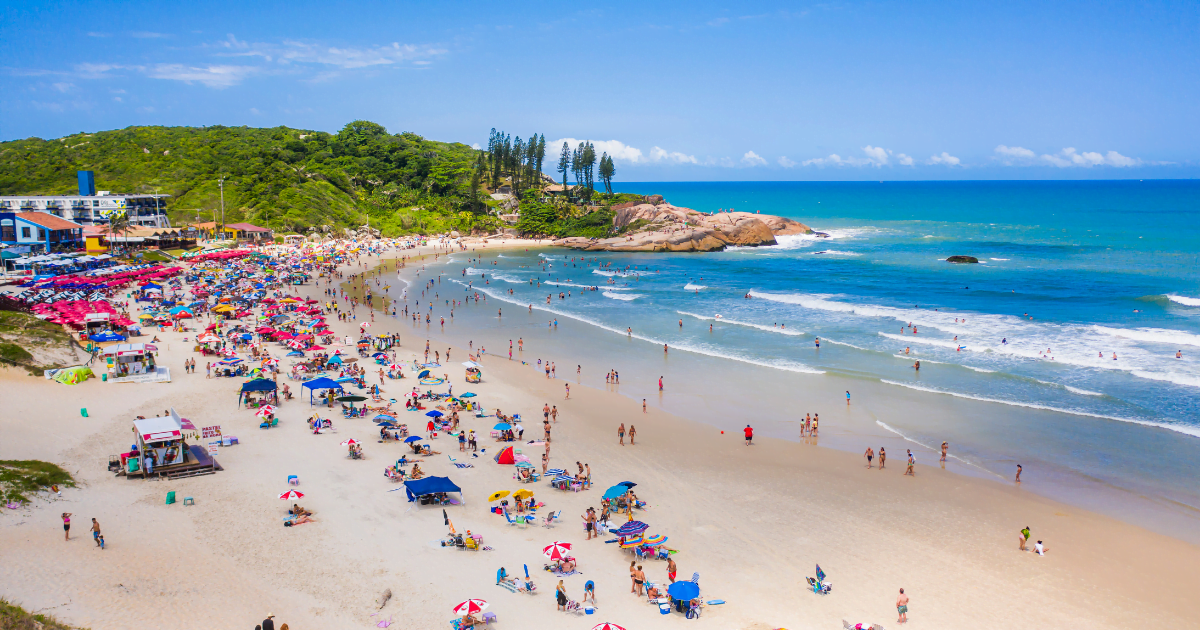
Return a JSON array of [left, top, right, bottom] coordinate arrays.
[[946, 255, 980, 264], [556, 203, 813, 252]]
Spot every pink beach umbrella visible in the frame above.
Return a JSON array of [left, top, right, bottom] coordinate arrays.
[[278, 490, 304, 500], [542, 541, 573, 560], [592, 624, 627, 630], [340, 439, 360, 446], [255, 405, 277, 417], [452, 599, 489, 616]]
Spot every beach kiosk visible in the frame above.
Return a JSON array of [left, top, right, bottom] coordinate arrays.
[[102, 343, 159, 378], [125, 410, 185, 477]]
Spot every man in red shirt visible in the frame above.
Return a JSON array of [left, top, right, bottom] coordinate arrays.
[[744, 424, 753, 445]]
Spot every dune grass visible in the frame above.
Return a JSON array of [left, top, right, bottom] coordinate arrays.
[[0, 597, 85, 629], [0, 460, 75, 505]]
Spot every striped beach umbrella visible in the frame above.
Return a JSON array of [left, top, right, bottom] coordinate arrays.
[[278, 490, 304, 500], [452, 599, 488, 616], [542, 541, 572, 560], [593, 624, 627, 630]]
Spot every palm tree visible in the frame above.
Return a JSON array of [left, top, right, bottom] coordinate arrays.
[[107, 210, 132, 256]]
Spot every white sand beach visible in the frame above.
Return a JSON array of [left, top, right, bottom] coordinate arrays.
[[2, 240, 1198, 630]]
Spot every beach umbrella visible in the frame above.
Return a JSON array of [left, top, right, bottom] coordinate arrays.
[[617, 481, 637, 488], [514, 461, 534, 469], [512, 489, 534, 500], [426, 410, 443, 418], [403, 436, 423, 443], [667, 581, 700, 601], [360, 322, 371, 329], [451, 600, 488, 616], [542, 541, 572, 560], [373, 414, 396, 422], [340, 439, 360, 446], [487, 490, 510, 502], [524, 564, 529, 579], [602, 485, 631, 500], [278, 490, 304, 500], [255, 405, 277, 417], [219, 357, 243, 365], [612, 521, 649, 536], [338, 395, 367, 402], [619, 537, 645, 549], [459, 392, 476, 398], [642, 534, 668, 546], [493, 423, 511, 431], [138, 313, 155, 320], [592, 624, 627, 630]]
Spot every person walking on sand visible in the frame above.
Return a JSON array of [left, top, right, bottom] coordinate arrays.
[[864, 446, 874, 469], [628, 425, 636, 445], [744, 424, 753, 445], [642, 399, 646, 413], [896, 588, 909, 623], [846, 390, 851, 405], [1016, 464, 1022, 484], [618, 423, 625, 445], [583, 508, 597, 540], [879, 447, 886, 469], [667, 557, 677, 583], [62, 512, 72, 541], [905, 449, 915, 476], [91, 518, 102, 547], [565, 383, 570, 398], [629, 561, 638, 593], [940, 441, 948, 464]]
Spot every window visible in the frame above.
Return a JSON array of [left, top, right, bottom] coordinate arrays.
[[21, 227, 31, 239], [38, 228, 45, 240]]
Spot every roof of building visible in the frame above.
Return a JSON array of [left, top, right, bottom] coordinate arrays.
[[225, 222, 272, 232], [15, 212, 84, 231], [543, 184, 576, 192]]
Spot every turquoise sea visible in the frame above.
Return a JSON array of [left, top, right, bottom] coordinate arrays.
[[393, 180, 1200, 540]]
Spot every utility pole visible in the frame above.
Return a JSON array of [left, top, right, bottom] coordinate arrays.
[[217, 176, 226, 242]]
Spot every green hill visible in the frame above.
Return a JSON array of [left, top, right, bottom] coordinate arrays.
[[0, 122, 496, 236]]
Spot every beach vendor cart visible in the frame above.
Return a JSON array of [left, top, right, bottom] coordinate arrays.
[[463, 361, 482, 384], [125, 410, 188, 478], [102, 343, 158, 379]]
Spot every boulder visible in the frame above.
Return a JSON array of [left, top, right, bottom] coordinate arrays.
[[706, 213, 777, 246], [450, 230, 460, 238], [946, 255, 979, 264], [760, 215, 813, 235]]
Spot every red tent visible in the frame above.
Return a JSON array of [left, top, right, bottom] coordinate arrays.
[[494, 446, 514, 465]]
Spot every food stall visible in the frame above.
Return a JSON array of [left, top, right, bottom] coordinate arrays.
[[127, 411, 187, 476], [103, 343, 158, 378]]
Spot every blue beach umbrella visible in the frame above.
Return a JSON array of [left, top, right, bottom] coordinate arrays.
[[425, 410, 443, 417], [602, 485, 631, 500], [493, 423, 511, 431], [374, 414, 396, 422], [667, 580, 699, 601], [459, 392, 477, 398], [403, 436, 423, 443]]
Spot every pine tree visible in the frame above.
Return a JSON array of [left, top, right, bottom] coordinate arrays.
[[598, 153, 615, 195], [557, 142, 571, 193]]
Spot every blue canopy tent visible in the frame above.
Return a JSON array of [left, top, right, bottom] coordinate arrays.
[[239, 378, 278, 405], [89, 330, 126, 342], [302, 376, 344, 405], [326, 354, 343, 364], [401, 476, 462, 504]]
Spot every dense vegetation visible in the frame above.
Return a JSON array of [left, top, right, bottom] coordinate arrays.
[[0, 122, 497, 235], [0, 122, 637, 238]]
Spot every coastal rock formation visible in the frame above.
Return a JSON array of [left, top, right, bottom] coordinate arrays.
[[557, 203, 812, 252], [946, 255, 980, 264]]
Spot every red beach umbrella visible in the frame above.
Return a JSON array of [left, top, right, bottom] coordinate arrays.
[[542, 541, 573, 560], [278, 490, 304, 500], [452, 599, 488, 616]]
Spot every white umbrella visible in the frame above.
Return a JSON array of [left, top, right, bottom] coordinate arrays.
[[452, 599, 489, 616], [278, 490, 304, 500], [340, 438, 360, 446], [542, 540, 573, 560], [255, 405, 276, 417]]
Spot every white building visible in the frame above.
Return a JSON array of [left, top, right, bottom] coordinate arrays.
[[0, 193, 172, 228]]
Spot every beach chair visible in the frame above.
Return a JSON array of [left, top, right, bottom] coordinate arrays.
[[502, 510, 525, 527], [542, 510, 561, 528], [288, 475, 299, 485]]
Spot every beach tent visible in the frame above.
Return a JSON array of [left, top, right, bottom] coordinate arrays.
[[494, 446, 515, 465], [52, 365, 93, 385], [403, 476, 462, 503], [326, 354, 343, 364], [239, 378, 278, 403], [89, 330, 126, 342], [301, 376, 344, 405]]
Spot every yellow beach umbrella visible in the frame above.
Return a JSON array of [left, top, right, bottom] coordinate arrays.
[[512, 489, 534, 500], [487, 490, 510, 502]]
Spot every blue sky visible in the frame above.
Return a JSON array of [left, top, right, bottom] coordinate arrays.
[[2, 0, 1198, 180]]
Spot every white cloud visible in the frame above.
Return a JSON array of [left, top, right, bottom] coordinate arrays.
[[113, 96, 122, 102], [741, 151, 767, 166], [707, 17, 730, 26], [249, 107, 261, 115], [927, 152, 961, 166], [74, 63, 128, 79], [649, 146, 697, 164], [777, 156, 796, 168], [129, 31, 170, 39], [897, 153, 914, 166], [471, 142, 481, 150], [86, 32, 111, 38], [995, 145, 1036, 159], [216, 34, 446, 69], [145, 63, 257, 88], [801, 145, 892, 168], [1041, 147, 1140, 168]]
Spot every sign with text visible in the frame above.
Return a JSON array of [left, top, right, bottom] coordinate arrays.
[[201, 425, 223, 439], [207, 441, 220, 456]]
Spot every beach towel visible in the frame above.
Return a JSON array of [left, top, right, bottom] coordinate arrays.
[[552, 569, 581, 577], [453, 463, 474, 468]]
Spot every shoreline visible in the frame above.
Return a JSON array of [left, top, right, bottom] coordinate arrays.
[[0, 239, 1196, 630], [386, 245, 1200, 544]]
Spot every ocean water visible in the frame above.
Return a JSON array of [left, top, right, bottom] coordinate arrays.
[[389, 180, 1200, 540]]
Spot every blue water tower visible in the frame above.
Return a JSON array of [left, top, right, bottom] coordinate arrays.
[[78, 171, 96, 196]]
